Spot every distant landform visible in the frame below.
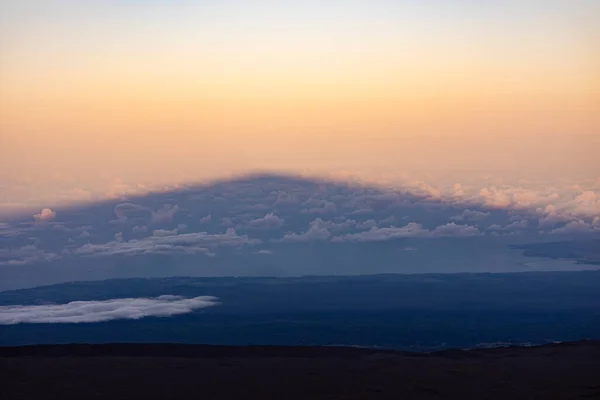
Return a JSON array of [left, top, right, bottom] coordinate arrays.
[[1, 270, 599, 350], [512, 239, 600, 265]]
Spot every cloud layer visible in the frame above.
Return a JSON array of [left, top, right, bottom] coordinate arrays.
[[0, 295, 219, 325]]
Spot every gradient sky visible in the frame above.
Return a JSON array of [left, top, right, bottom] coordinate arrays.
[[1, 0, 599, 211]]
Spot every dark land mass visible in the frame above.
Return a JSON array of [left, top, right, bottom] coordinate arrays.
[[511, 240, 600, 265], [1, 271, 600, 350], [1, 341, 600, 399]]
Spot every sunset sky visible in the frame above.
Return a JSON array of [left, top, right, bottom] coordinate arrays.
[[1, 0, 599, 212]]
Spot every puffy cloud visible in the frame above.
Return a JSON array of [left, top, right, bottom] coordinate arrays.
[[0, 295, 219, 325], [72, 229, 258, 257], [452, 183, 465, 197], [199, 214, 212, 224], [357, 219, 377, 230], [255, 250, 273, 255], [114, 232, 124, 242], [332, 222, 480, 242], [550, 220, 599, 235], [112, 203, 150, 224], [151, 204, 180, 224], [450, 209, 490, 222], [33, 208, 56, 222], [430, 223, 481, 237], [332, 222, 429, 242], [0, 245, 60, 266], [303, 200, 337, 215], [132, 225, 148, 233], [314, 218, 356, 232], [379, 216, 396, 225], [273, 191, 297, 206], [276, 219, 332, 243], [246, 213, 284, 229], [487, 219, 530, 232], [51, 223, 68, 231], [479, 187, 512, 208], [0, 223, 28, 238], [152, 229, 178, 237]]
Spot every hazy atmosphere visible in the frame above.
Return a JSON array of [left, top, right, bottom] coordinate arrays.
[[1, 4, 600, 399], [1, 0, 599, 214]]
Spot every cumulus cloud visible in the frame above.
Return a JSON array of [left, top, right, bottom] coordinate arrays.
[[303, 200, 337, 215], [152, 229, 178, 237], [487, 219, 530, 232], [379, 216, 396, 225], [111, 203, 150, 224], [0, 245, 60, 266], [356, 219, 377, 230], [255, 249, 273, 255], [450, 209, 490, 222], [132, 225, 148, 233], [33, 208, 56, 222], [273, 191, 297, 206], [550, 220, 599, 235], [331, 223, 428, 242], [72, 228, 258, 257], [332, 222, 480, 242], [479, 187, 512, 208], [246, 213, 284, 229], [0, 295, 219, 325], [151, 204, 180, 224], [199, 214, 212, 224], [430, 222, 481, 237], [276, 219, 332, 243]]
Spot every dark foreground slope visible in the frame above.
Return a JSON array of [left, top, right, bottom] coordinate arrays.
[[2, 341, 600, 400]]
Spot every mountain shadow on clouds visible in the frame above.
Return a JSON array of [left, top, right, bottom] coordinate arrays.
[[1, 174, 598, 291]]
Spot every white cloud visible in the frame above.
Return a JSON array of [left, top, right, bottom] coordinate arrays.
[[247, 213, 284, 229], [152, 229, 178, 237], [332, 222, 480, 242], [487, 219, 530, 232], [450, 209, 490, 222], [379, 216, 396, 225], [331, 223, 427, 242], [72, 228, 259, 257], [0, 295, 219, 325], [303, 200, 337, 214], [113, 203, 150, 223], [114, 232, 124, 242], [550, 220, 599, 235], [255, 249, 273, 255], [276, 219, 332, 243], [151, 204, 180, 224], [199, 214, 212, 224], [132, 225, 148, 233], [273, 191, 297, 206], [0, 223, 28, 238], [356, 219, 377, 230], [0, 245, 60, 266], [430, 222, 481, 237], [33, 208, 56, 222]]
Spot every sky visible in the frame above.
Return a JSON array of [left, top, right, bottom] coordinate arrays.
[[0, 0, 599, 212]]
